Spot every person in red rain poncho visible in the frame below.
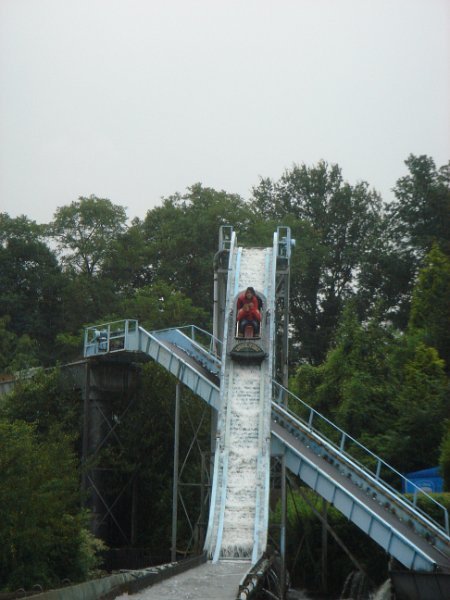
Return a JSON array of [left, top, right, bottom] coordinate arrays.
[[237, 297, 261, 336], [237, 287, 262, 312]]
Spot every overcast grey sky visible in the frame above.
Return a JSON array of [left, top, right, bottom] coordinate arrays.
[[1, 0, 449, 225]]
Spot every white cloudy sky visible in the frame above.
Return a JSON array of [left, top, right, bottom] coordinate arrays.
[[1, 0, 449, 224]]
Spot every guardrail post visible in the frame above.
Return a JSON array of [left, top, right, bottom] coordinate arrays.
[[124, 319, 129, 346], [171, 382, 181, 562], [81, 361, 90, 493], [375, 459, 382, 480], [280, 453, 287, 599], [321, 499, 328, 595]]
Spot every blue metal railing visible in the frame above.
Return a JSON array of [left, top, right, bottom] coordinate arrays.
[[219, 225, 234, 252], [206, 229, 237, 560], [276, 225, 295, 260], [84, 319, 138, 356], [85, 321, 222, 361], [83, 319, 449, 542], [272, 380, 450, 537], [150, 325, 222, 377], [174, 325, 223, 359]]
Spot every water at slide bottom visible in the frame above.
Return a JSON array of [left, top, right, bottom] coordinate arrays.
[[114, 561, 249, 600], [113, 570, 390, 600]]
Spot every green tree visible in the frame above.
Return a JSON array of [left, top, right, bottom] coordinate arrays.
[[0, 316, 18, 372], [409, 244, 450, 370], [0, 368, 81, 437], [0, 316, 40, 374], [251, 162, 383, 364], [0, 421, 103, 590], [389, 155, 450, 258], [141, 184, 252, 313], [440, 422, 450, 491], [379, 335, 448, 471], [355, 226, 417, 330], [102, 220, 155, 294], [294, 307, 448, 473], [120, 281, 208, 331], [50, 196, 127, 276], [59, 271, 119, 336], [355, 155, 450, 332], [0, 214, 65, 365], [294, 306, 395, 438], [47, 197, 128, 333]]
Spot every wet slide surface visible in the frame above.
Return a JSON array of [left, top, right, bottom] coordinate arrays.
[[206, 247, 273, 560], [115, 561, 250, 600]]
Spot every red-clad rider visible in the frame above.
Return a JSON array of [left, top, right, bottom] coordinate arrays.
[[237, 288, 261, 336], [237, 287, 262, 311]]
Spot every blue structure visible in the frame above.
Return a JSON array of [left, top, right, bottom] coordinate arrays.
[[83, 226, 450, 586], [404, 467, 443, 494]]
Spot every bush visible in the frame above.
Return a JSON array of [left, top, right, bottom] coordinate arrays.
[[440, 423, 450, 491], [0, 421, 105, 591]]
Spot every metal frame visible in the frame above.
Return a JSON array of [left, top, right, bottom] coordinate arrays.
[[81, 360, 140, 546], [80, 224, 450, 587], [274, 226, 294, 598], [171, 381, 213, 560], [271, 382, 449, 538]]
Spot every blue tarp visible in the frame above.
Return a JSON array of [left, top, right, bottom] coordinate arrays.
[[403, 466, 443, 494]]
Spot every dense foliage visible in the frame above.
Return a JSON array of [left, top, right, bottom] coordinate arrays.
[[0, 416, 104, 588], [251, 161, 384, 364], [0, 155, 448, 591], [293, 307, 448, 474]]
